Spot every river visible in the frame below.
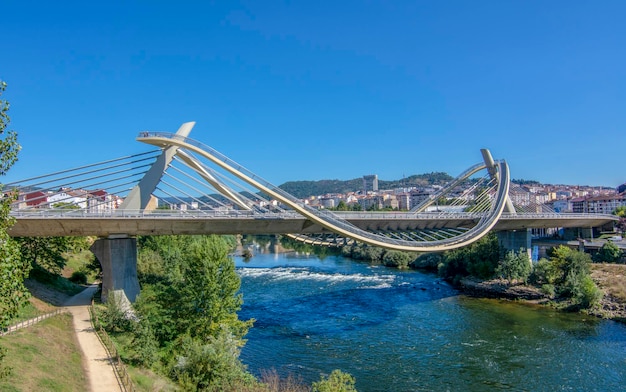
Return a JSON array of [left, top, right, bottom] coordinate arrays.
[[235, 252, 626, 392]]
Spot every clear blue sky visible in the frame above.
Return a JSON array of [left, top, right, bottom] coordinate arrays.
[[2, 1, 625, 187]]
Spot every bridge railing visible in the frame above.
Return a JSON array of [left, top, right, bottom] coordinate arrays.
[[11, 208, 616, 222]]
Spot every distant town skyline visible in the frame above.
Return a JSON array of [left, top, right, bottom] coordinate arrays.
[[1, 1, 624, 188]]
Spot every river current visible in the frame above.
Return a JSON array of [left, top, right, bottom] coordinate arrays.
[[235, 252, 626, 392]]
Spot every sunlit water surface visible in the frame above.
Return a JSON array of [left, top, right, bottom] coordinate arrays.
[[235, 252, 626, 392]]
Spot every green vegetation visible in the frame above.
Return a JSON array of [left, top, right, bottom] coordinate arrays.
[[97, 234, 358, 391], [340, 242, 421, 269], [614, 206, 626, 232], [432, 239, 602, 310], [312, 370, 357, 392], [279, 172, 453, 199], [530, 246, 603, 309], [16, 236, 91, 278], [437, 233, 500, 283], [0, 313, 87, 391], [593, 241, 623, 263], [495, 249, 532, 284], [0, 80, 30, 378]]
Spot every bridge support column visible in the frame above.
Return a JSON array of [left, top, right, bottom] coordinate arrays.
[[497, 229, 532, 259], [91, 237, 140, 304]]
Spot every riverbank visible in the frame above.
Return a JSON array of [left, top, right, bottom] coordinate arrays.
[[456, 263, 626, 323]]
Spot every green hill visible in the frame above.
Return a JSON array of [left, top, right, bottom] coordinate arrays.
[[278, 172, 454, 199]]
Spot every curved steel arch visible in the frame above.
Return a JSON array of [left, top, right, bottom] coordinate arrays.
[[137, 129, 511, 252]]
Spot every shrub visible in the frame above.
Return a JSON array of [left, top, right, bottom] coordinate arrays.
[[69, 270, 88, 285], [540, 284, 556, 298], [530, 258, 558, 285], [312, 369, 357, 392], [382, 250, 414, 269], [495, 249, 532, 284], [99, 291, 133, 333], [131, 319, 159, 367], [573, 275, 603, 309], [593, 241, 623, 263], [438, 233, 500, 281], [169, 331, 257, 391], [411, 253, 442, 270]]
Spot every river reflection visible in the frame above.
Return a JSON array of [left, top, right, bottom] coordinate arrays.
[[236, 252, 626, 392]]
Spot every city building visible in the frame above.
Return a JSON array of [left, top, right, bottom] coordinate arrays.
[[363, 174, 378, 194]]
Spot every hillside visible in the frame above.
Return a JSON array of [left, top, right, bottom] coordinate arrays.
[[278, 172, 454, 199]]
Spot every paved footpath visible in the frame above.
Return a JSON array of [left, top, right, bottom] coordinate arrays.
[[64, 284, 123, 392]]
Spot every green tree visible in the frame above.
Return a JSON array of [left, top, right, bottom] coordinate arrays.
[[134, 235, 255, 389], [0, 80, 27, 378], [530, 258, 559, 286], [543, 246, 601, 308], [16, 236, 84, 277], [496, 249, 532, 284], [382, 250, 415, 269], [174, 236, 252, 342], [438, 233, 500, 282], [312, 369, 357, 392], [593, 241, 623, 263], [335, 200, 348, 211], [169, 331, 257, 391]]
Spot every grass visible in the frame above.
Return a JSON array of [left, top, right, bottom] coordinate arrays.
[[128, 366, 179, 392], [63, 249, 99, 284], [0, 313, 87, 392], [591, 263, 626, 301]]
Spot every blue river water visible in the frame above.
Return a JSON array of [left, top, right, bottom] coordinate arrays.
[[235, 252, 626, 392]]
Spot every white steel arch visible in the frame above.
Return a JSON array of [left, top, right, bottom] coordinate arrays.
[[136, 123, 511, 252]]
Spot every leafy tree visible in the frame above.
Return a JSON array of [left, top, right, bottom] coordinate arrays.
[[382, 250, 415, 269], [335, 200, 349, 211], [312, 369, 357, 392], [573, 275, 603, 309], [613, 207, 626, 232], [16, 236, 85, 277], [173, 236, 252, 342], [496, 249, 532, 284], [540, 246, 602, 308], [169, 331, 257, 391], [593, 241, 623, 263], [438, 233, 500, 282], [0, 81, 27, 378], [530, 258, 559, 286]]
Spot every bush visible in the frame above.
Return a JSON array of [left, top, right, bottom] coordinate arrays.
[[530, 258, 558, 285], [573, 275, 603, 309], [131, 319, 159, 367], [69, 271, 87, 285], [593, 241, 623, 263], [312, 370, 357, 392], [411, 253, 442, 270], [99, 292, 133, 333], [169, 331, 257, 391], [541, 284, 556, 298], [438, 233, 500, 281], [495, 249, 532, 284], [382, 250, 414, 269]]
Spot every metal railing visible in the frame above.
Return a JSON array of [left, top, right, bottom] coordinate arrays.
[[0, 309, 67, 336]]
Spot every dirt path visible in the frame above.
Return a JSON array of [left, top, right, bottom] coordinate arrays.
[[64, 284, 124, 392]]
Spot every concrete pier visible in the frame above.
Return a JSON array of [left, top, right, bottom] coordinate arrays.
[[497, 229, 532, 259], [90, 237, 140, 303]]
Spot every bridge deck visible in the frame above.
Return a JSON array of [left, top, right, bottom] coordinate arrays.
[[8, 211, 617, 237]]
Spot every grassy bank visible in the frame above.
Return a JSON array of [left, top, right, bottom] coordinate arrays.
[[0, 313, 86, 392]]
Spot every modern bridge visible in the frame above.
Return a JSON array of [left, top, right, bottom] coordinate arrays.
[[3, 122, 618, 301]]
